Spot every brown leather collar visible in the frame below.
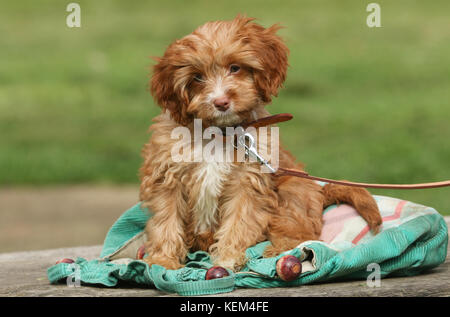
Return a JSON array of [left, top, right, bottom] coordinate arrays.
[[242, 113, 294, 129], [243, 113, 450, 190]]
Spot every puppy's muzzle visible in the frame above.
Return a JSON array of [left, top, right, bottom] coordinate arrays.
[[213, 96, 230, 111]]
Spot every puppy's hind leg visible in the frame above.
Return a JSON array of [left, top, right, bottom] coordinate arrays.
[[322, 183, 382, 233], [264, 177, 324, 258]]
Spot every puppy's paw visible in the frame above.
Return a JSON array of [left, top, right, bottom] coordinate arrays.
[[363, 205, 383, 234], [263, 245, 282, 258], [144, 255, 184, 270], [213, 256, 246, 272], [369, 220, 383, 235]]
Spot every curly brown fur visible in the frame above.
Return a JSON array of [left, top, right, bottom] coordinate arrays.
[[139, 15, 382, 271]]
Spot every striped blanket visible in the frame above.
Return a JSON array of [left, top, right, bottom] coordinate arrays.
[[320, 196, 434, 245]]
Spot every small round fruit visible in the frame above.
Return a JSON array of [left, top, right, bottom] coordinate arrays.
[[276, 255, 302, 282], [205, 266, 230, 280], [136, 245, 146, 260], [56, 258, 75, 264]]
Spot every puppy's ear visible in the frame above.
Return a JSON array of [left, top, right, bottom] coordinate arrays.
[[248, 23, 289, 103], [150, 56, 190, 125]]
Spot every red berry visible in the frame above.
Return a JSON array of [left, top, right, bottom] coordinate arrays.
[[136, 245, 146, 260], [56, 258, 75, 264], [276, 255, 302, 282], [205, 266, 229, 280]]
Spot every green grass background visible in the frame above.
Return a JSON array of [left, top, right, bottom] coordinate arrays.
[[0, 0, 449, 213]]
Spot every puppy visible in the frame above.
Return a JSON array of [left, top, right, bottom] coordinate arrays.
[[139, 16, 382, 271]]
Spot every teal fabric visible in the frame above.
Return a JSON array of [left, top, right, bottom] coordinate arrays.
[[100, 202, 151, 258], [47, 196, 448, 295]]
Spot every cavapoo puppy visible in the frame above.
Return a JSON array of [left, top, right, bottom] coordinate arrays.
[[139, 15, 382, 271]]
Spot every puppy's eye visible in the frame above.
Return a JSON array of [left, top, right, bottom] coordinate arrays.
[[193, 73, 203, 82], [229, 64, 241, 74]]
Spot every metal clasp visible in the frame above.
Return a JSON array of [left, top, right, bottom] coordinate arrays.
[[235, 132, 276, 173]]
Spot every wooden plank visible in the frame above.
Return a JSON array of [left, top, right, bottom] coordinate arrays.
[[0, 218, 448, 297]]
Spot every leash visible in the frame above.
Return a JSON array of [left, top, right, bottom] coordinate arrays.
[[237, 113, 450, 190]]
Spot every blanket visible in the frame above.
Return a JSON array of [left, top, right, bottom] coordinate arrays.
[[47, 195, 448, 295]]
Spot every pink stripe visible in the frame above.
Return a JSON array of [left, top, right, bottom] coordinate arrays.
[[352, 200, 407, 245], [320, 205, 360, 243], [382, 200, 407, 222], [320, 225, 343, 243], [323, 205, 359, 225], [351, 226, 370, 245]]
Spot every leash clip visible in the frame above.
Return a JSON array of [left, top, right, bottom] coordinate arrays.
[[236, 132, 276, 173]]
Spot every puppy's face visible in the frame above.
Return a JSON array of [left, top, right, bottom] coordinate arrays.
[[150, 16, 289, 127]]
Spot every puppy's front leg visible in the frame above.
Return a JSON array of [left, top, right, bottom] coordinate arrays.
[[210, 171, 276, 271], [142, 186, 189, 270]]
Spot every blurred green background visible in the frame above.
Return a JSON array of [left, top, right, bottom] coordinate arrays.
[[0, 0, 449, 215]]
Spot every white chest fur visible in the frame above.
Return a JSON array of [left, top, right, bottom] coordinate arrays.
[[193, 161, 232, 233]]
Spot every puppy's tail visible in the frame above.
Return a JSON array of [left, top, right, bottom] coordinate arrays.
[[322, 183, 382, 233]]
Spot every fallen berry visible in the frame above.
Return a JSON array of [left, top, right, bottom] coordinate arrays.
[[56, 258, 75, 264], [276, 255, 302, 282], [205, 266, 229, 280], [136, 245, 146, 260]]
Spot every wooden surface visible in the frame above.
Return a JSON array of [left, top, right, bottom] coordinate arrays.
[[1, 217, 448, 297]]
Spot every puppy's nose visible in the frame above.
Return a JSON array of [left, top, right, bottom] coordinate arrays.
[[213, 96, 230, 111]]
